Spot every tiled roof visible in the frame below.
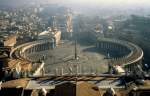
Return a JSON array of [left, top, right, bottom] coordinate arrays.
[[2, 78, 30, 88], [6, 59, 32, 71]]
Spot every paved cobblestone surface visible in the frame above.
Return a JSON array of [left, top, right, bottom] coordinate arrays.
[[28, 40, 108, 74]]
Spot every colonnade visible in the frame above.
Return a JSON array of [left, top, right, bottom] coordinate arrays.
[[11, 40, 55, 62], [97, 42, 130, 53], [97, 38, 143, 71], [23, 41, 54, 55], [9, 40, 55, 76]]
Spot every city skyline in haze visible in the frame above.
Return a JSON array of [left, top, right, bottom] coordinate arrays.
[[0, 0, 150, 15]]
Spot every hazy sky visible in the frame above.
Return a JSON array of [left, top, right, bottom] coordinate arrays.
[[55, 0, 150, 4], [62, 0, 149, 3], [1, 0, 150, 5]]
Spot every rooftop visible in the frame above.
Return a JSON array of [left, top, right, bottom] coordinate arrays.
[[2, 78, 30, 88], [5, 59, 32, 71]]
